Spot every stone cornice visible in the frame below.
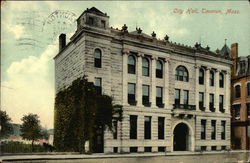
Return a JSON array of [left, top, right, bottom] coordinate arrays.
[[55, 27, 233, 68]]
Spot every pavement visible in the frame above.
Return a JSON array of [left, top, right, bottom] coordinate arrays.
[[1, 150, 249, 163]]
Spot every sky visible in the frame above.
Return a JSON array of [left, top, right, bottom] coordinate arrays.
[[1, 1, 249, 129]]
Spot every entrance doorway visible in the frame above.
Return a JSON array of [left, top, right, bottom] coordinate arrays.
[[92, 125, 104, 153], [173, 123, 189, 151]]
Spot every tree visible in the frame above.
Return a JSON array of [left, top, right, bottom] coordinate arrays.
[[20, 114, 42, 152], [41, 129, 49, 140], [0, 110, 13, 139], [54, 76, 122, 153]]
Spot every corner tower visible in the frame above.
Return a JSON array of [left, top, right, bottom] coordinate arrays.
[[76, 7, 110, 31]]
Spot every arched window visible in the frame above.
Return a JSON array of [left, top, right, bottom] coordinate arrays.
[[128, 55, 136, 74], [156, 60, 163, 78], [142, 57, 150, 76], [199, 68, 204, 85], [175, 66, 188, 82], [94, 49, 102, 68], [210, 71, 214, 86], [219, 73, 224, 88], [235, 85, 241, 98]]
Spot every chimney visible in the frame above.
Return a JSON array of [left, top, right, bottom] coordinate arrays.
[[231, 43, 238, 76], [59, 34, 66, 52], [231, 43, 238, 60]]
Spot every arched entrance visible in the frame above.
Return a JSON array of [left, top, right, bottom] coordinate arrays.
[[173, 123, 189, 151]]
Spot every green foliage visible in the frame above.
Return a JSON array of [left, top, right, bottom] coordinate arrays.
[[0, 141, 53, 153], [0, 110, 13, 139], [41, 129, 49, 140], [54, 76, 122, 153], [20, 114, 43, 152]]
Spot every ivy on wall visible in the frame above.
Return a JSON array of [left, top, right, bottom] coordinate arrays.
[[54, 76, 122, 153]]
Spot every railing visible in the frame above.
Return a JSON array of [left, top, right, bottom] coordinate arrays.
[[199, 102, 205, 111], [199, 106, 206, 111], [210, 107, 216, 112], [143, 102, 151, 107], [219, 107, 225, 113], [173, 104, 196, 110], [128, 100, 137, 106], [156, 103, 165, 108]]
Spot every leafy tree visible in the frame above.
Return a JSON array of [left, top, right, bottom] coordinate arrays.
[[20, 114, 42, 152], [54, 76, 122, 153], [41, 129, 49, 140], [0, 110, 13, 139]]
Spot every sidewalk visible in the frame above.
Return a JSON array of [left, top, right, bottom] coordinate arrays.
[[1, 150, 249, 163]]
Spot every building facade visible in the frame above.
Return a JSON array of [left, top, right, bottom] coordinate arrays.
[[54, 7, 232, 153], [231, 43, 250, 150]]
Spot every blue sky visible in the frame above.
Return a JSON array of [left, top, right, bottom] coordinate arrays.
[[1, 1, 249, 128]]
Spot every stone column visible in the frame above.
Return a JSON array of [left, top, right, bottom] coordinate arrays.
[[195, 65, 200, 111], [122, 50, 129, 106], [137, 115, 144, 140], [164, 60, 169, 109], [215, 69, 220, 113], [205, 67, 210, 112], [137, 53, 143, 107], [151, 56, 157, 108]]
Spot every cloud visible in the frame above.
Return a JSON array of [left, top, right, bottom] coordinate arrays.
[[7, 25, 25, 39], [1, 44, 57, 128]]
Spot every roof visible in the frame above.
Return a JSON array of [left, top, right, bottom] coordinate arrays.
[[130, 30, 152, 39], [221, 44, 231, 58], [83, 7, 108, 17]]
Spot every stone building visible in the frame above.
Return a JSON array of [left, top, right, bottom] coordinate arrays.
[[231, 43, 250, 150], [54, 7, 232, 153]]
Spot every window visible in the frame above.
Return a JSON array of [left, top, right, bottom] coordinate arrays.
[[235, 85, 241, 98], [128, 55, 136, 74], [156, 60, 163, 78], [221, 121, 225, 140], [199, 68, 205, 85], [128, 83, 136, 105], [201, 120, 206, 140], [101, 20, 106, 28], [142, 85, 150, 106], [221, 146, 226, 150], [144, 116, 151, 139], [113, 120, 118, 139], [113, 147, 118, 153], [233, 104, 241, 120], [199, 92, 205, 111], [247, 83, 250, 96], [211, 146, 217, 151], [130, 147, 138, 153], [209, 94, 215, 112], [144, 147, 152, 152], [94, 78, 102, 94], [158, 117, 165, 139], [175, 89, 180, 105], [219, 95, 224, 111], [89, 17, 94, 25], [183, 90, 189, 105], [156, 87, 163, 107], [142, 57, 150, 76], [201, 146, 207, 151], [158, 147, 165, 152], [210, 71, 214, 86], [94, 49, 102, 68], [211, 120, 216, 140], [130, 115, 137, 139], [219, 73, 224, 88], [239, 61, 246, 74], [175, 66, 188, 82], [246, 103, 250, 119]]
